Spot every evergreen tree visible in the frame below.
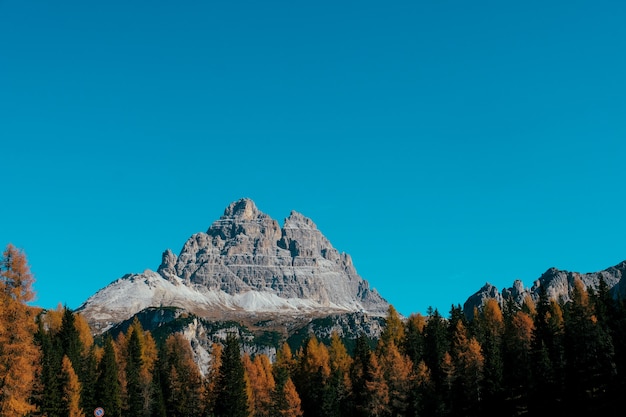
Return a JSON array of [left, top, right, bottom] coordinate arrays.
[[502, 310, 534, 413], [411, 360, 435, 417], [403, 313, 426, 369], [214, 333, 249, 417], [349, 333, 372, 417], [475, 299, 505, 407], [451, 320, 484, 416], [35, 314, 64, 417], [361, 353, 389, 417], [530, 285, 565, 412], [422, 307, 449, 414], [159, 333, 204, 417], [96, 335, 122, 417], [0, 244, 41, 417], [81, 345, 99, 413], [272, 342, 295, 387], [126, 326, 145, 417], [150, 352, 167, 417], [563, 278, 616, 413], [59, 306, 84, 374], [323, 332, 352, 417]]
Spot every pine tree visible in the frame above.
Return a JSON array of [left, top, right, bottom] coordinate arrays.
[[423, 307, 449, 412], [59, 306, 84, 373], [323, 332, 352, 417], [411, 360, 435, 417], [502, 310, 534, 412], [564, 278, 616, 413], [0, 244, 41, 417], [159, 333, 204, 417], [126, 325, 145, 417], [96, 335, 122, 417], [81, 345, 99, 413], [475, 298, 504, 405], [214, 333, 249, 417], [349, 333, 372, 417], [530, 285, 565, 412], [293, 335, 330, 417], [35, 313, 64, 417], [403, 313, 426, 368], [150, 352, 167, 417], [451, 320, 484, 416], [273, 342, 295, 387], [362, 352, 389, 417]]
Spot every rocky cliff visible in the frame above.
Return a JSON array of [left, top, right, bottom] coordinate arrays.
[[77, 198, 389, 334], [463, 260, 626, 317]]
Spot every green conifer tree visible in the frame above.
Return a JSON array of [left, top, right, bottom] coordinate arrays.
[[214, 333, 249, 417], [96, 335, 122, 417], [126, 327, 144, 417]]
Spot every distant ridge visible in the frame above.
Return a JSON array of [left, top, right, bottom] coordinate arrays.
[[463, 260, 626, 317]]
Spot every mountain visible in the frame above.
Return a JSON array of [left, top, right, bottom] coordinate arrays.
[[463, 260, 626, 317], [77, 198, 389, 338]]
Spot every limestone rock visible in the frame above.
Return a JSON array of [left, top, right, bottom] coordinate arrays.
[[78, 198, 389, 333], [464, 260, 626, 317]]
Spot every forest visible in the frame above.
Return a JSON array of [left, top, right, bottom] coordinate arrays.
[[2, 243, 625, 417]]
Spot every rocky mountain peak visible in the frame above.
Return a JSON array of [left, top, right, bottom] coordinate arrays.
[[223, 198, 261, 220], [79, 199, 389, 333]]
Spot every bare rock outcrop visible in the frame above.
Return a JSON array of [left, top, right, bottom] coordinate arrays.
[[78, 198, 389, 333], [463, 261, 626, 317]]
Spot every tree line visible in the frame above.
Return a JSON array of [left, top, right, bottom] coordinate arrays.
[[2, 243, 625, 416]]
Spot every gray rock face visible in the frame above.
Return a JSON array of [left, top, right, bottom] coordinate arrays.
[[463, 261, 626, 317], [78, 198, 389, 333], [168, 198, 387, 312]]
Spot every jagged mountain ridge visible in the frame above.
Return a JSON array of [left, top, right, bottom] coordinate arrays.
[[77, 198, 389, 333], [463, 260, 626, 317]]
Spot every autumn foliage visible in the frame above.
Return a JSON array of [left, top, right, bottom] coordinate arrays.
[[1, 244, 626, 417]]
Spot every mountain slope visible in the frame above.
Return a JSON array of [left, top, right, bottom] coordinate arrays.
[[77, 198, 389, 333]]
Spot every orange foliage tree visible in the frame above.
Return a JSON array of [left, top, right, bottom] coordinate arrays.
[[0, 244, 41, 417]]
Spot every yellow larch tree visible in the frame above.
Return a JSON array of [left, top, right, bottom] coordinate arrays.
[[280, 377, 303, 417], [243, 353, 275, 417], [62, 354, 85, 417], [0, 244, 41, 417], [379, 341, 413, 417]]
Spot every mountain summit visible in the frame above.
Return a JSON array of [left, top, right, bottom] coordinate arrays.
[[78, 198, 389, 333]]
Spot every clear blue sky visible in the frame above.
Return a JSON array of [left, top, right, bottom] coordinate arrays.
[[1, 0, 625, 317]]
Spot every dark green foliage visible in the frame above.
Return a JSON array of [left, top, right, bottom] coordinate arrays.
[[34, 316, 64, 417], [403, 315, 425, 367], [213, 333, 249, 417], [81, 345, 99, 413], [126, 328, 145, 417], [96, 335, 122, 417], [347, 333, 372, 417], [59, 306, 83, 370], [24, 278, 626, 417], [423, 308, 449, 389], [150, 355, 167, 417], [563, 282, 616, 414]]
